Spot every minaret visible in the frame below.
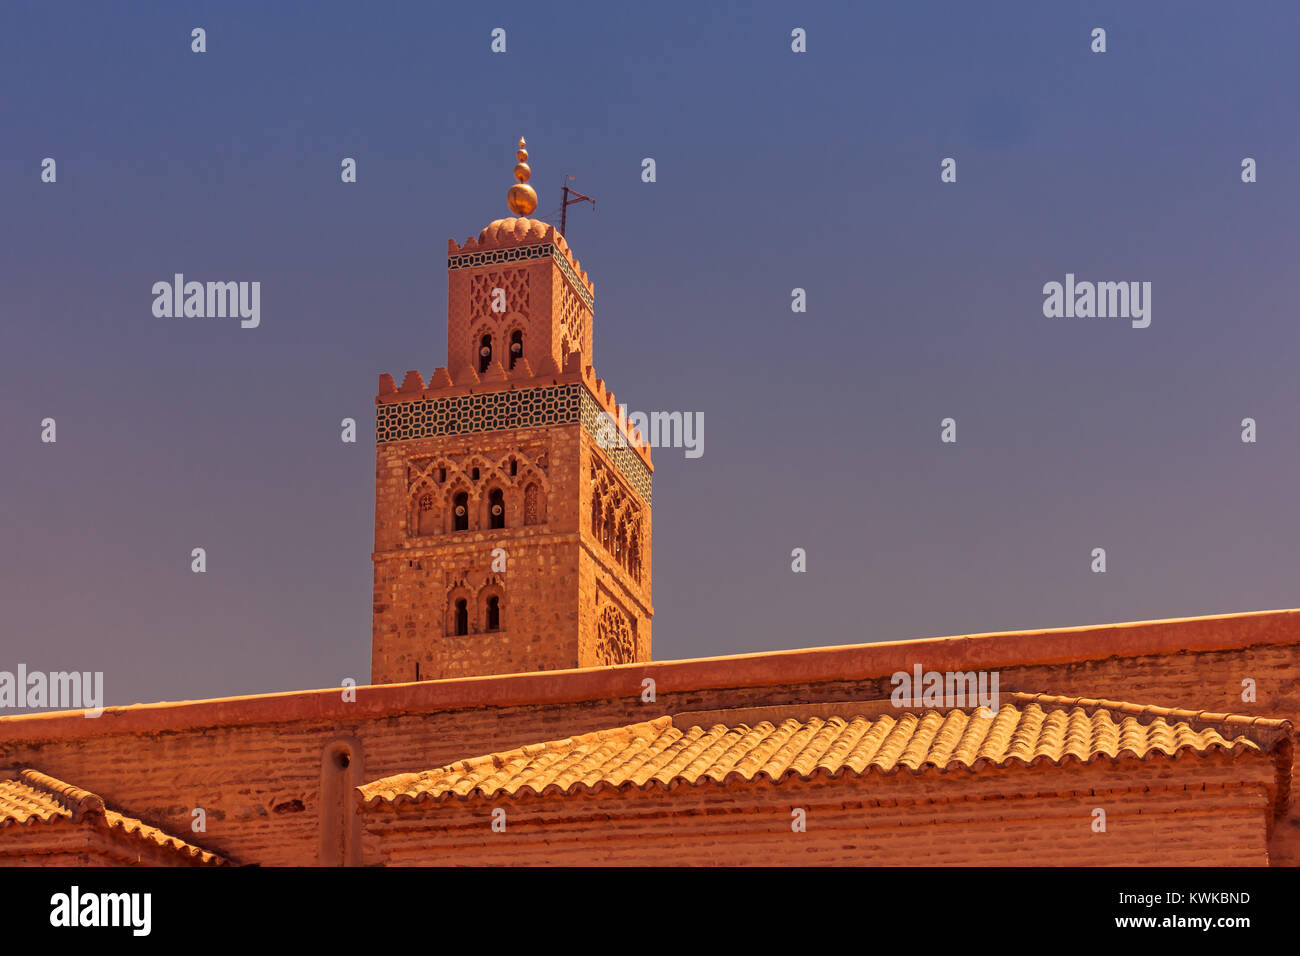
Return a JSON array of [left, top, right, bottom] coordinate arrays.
[[370, 140, 653, 683]]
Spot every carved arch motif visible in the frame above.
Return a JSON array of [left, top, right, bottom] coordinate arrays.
[[406, 448, 551, 537], [589, 458, 644, 584], [595, 603, 635, 665]]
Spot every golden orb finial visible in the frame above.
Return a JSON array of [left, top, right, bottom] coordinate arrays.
[[507, 136, 538, 216]]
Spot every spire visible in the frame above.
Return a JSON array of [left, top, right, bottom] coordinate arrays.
[[507, 137, 538, 216]]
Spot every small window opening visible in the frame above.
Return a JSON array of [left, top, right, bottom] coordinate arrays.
[[489, 488, 506, 529]]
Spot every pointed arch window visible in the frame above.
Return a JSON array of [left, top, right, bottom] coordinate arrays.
[[486, 595, 501, 631], [478, 334, 493, 373], [453, 491, 469, 531], [509, 330, 524, 369], [488, 488, 506, 529], [454, 598, 469, 636]]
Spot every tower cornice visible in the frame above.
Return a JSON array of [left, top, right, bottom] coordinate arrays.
[[448, 216, 594, 311]]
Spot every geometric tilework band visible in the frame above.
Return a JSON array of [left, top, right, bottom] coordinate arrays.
[[448, 242, 594, 313], [577, 390, 653, 506], [377, 382, 651, 505]]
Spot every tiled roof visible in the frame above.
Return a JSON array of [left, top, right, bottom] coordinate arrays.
[[359, 697, 1291, 809], [0, 769, 229, 866], [0, 768, 103, 824]]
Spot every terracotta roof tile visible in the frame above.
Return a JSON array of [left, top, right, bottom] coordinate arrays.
[[0, 769, 229, 866], [359, 700, 1289, 810], [0, 769, 104, 824]]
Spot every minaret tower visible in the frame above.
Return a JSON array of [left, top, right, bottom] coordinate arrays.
[[370, 140, 653, 683]]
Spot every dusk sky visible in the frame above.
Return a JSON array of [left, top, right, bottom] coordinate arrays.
[[2, 1, 1297, 709]]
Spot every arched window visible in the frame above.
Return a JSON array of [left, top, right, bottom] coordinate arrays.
[[509, 330, 524, 369], [485, 595, 501, 631], [454, 598, 468, 636], [590, 490, 601, 537], [478, 334, 493, 373], [488, 488, 506, 529], [417, 492, 438, 536], [452, 491, 469, 531]]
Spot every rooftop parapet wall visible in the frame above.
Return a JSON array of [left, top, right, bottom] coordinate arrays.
[[4, 608, 1299, 743], [7, 609, 1300, 865]]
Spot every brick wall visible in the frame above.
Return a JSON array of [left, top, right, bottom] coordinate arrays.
[[360, 755, 1277, 866], [372, 424, 587, 682], [2, 609, 1299, 866]]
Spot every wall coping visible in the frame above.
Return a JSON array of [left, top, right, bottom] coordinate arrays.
[[2, 608, 1297, 743]]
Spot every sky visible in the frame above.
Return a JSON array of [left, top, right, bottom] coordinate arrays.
[[2, 1, 1298, 709]]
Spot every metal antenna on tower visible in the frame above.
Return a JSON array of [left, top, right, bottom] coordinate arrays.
[[559, 175, 595, 237]]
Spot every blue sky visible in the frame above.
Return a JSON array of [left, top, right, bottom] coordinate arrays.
[[2, 1, 1297, 707]]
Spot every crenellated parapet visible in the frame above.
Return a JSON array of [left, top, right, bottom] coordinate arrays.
[[377, 360, 653, 470]]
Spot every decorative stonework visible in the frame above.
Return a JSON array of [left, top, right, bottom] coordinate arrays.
[[579, 390, 652, 505], [378, 384, 652, 505], [595, 604, 635, 665], [406, 448, 549, 538], [448, 242, 594, 313], [470, 268, 529, 321], [558, 279, 587, 357], [590, 457, 644, 584], [372, 199, 652, 685], [443, 573, 506, 636], [378, 385, 578, 443]]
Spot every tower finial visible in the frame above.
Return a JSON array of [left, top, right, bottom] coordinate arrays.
[[507, 137, 538, 216]]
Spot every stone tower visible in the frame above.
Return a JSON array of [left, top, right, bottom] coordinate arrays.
[[370, 140, 653, 684]]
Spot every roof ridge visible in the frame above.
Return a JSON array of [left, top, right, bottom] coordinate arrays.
[[16, 768, 105, 821], [2, 768, 229, 865], [1007, 692, 1293, 741]]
